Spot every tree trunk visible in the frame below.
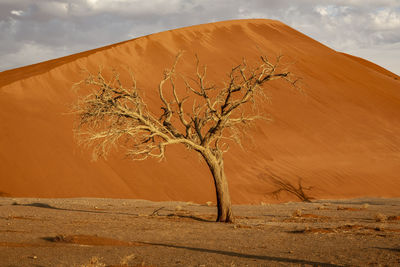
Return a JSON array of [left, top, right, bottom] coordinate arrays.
[[201, 150, 234, 223]]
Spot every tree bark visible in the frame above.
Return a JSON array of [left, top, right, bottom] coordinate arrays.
[[201, 150, 234, 223]]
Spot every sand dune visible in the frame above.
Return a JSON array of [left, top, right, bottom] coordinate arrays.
[[1, 19, 399, 204]]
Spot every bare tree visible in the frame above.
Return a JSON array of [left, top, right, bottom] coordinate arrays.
[[74, 52, 295, 222]]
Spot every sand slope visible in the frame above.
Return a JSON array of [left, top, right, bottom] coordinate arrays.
[[1, 19, 399, 203]]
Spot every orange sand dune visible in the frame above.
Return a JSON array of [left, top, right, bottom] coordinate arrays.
[[1, 19, 399, 204]]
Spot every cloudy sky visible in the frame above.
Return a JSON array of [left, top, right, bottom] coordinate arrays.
[[1, 0, 400, 74]]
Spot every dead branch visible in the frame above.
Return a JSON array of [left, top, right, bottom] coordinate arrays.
[[74, 53, 294, 161], [150, 206, 165, 216]]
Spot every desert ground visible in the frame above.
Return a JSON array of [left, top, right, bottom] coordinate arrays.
[[1, 197, 399, 266]]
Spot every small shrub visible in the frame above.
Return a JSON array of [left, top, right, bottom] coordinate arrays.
[[375, 213, 387, 222], [292, 209, 302, 217], [120, 254, 135, 266], [80, 256, 106, 267], [362, 203, 370, 209], [175, 205, 183, 211]]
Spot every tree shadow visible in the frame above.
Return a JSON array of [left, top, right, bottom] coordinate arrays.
[[166, 213, 215, 222], [12, 202, 216, 221], [149, 207, 215, 222], [373, 247, 400, 253], [11, 202, 139, 217], [138, 241, 343, 267]]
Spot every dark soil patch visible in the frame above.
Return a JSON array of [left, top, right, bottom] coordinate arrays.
[[284, 213, 330, 222], [0, 242, 50, 247], [337, 206, 364, 211], [43, 234, 143, 247], [290, 224, 400, 234], [388, 215, 400, 221]]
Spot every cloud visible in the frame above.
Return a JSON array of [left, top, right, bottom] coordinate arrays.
[[10, 10, 24, 16], [0, 0, 399, 74], [347, 42, 400, 75], [0, 42, 70, 71], [371, 8, 400, 30]]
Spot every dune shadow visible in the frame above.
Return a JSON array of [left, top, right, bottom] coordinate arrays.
[[138, 241, 343, 267], [12, 202, 139, 217], [0, 191, 10, 197]]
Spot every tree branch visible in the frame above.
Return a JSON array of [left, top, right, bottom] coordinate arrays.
[[74, 52, 296, 161]]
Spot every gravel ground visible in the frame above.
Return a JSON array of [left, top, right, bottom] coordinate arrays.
[[0, 197, 399, 266]]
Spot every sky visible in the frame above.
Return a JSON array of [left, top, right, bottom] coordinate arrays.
[[1, 0, 400, 74]]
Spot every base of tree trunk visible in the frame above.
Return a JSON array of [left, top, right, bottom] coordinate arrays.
[[216, 217, 234, 223], [216, 210, 234, 223]]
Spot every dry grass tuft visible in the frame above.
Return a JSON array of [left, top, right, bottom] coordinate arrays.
[[120, 254, 135, 266], [175, 205, 183, 211], [362, 203, 370, 209], [292, 209, 302, 217], [375, 213, 387, 222], [80, 256, 106, 267]]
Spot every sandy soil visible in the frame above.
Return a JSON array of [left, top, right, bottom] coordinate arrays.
[[1, 197, 399, 266], [1, 19, 400, 203]]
